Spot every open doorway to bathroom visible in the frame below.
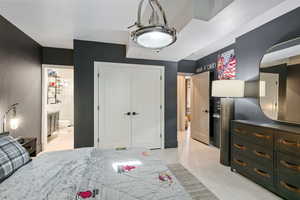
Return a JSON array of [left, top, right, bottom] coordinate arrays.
[[41, 65, 74, 152]]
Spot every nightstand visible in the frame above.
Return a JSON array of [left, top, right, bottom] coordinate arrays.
[[17, 137, 37, 157]]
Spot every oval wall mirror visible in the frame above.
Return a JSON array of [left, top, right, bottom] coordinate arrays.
[[260, 37, 300, 124]]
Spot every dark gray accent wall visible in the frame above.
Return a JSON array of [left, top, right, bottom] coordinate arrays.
[[235, 7, 300, 124], [178, 60, 196, 73], [42, 47, 74, 66], [74, 40, 178, 148], [0, 15, 42, 151]]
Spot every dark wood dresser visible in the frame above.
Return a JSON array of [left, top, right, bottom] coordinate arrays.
[[231, 120, 300, 200]]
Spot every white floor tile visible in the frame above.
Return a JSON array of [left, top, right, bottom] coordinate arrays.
[[43, 127, 74, 153]]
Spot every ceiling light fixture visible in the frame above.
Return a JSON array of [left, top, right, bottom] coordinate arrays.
[[129, 0, 177, 50]]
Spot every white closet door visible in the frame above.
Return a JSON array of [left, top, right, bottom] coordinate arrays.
[[99, 65, 131, 148], [131, 67, 162, 149]]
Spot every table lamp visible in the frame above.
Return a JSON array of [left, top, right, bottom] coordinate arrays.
[[212, 80, 245, 166], [1, 103, 20, 133]]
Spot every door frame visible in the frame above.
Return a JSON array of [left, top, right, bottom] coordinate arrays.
[[94, 62, 165, 149], [41, 64, 74, 152]]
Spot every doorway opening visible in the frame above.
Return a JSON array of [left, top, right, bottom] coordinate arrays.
[[177, 74, 192, 136], [178, 72, 220, 148], [177, 73, 192, 142], [41, 65, 74, 152]]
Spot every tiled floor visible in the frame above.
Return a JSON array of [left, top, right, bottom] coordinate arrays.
[[43, 127, 74, 153], [153, 130, 282, 200]]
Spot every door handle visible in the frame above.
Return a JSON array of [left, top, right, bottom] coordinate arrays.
[[132, 112, 140, 116], [203, 110, 209, 113], [124, 112, 131, 116]]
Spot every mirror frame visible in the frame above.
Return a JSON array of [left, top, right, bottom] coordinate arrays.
[[259, 37, 300, 125]]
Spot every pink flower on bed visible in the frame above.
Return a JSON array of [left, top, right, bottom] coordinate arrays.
[[158, 173, 173, 185], [77, 191, 92, 199], [122, 165, 136, 171]]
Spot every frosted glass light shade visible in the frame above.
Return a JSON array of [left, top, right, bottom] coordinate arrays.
[[137, 31, 174, 49], [212, 80, 245, 98], [10, 118, 19, 130]]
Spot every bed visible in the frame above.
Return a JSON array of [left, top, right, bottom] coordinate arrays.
[[0, 147, 194, 200]]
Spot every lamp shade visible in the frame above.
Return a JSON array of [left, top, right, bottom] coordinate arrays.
[[9, 118, 19, 130], [212, 80, 245, 97]]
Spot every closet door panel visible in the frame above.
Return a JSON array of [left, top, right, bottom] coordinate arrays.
[[131, 68, 162, 149], [99, 65, 131, 148]]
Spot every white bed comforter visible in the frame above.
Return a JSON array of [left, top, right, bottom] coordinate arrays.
[[0, 148, 192, 200]]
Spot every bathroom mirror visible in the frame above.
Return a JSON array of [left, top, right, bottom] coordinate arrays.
[[260, 37, 300, 124]]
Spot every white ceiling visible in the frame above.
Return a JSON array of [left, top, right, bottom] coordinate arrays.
[[0, 0, 299, 61]]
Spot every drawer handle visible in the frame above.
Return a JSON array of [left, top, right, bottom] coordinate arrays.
[[280, 160, 300, 172], [234, 128, 245, 134], [280, 139, 298, 147], [253, 150, 271, 159], [280, 181, 300, 194], [253, 133, 271, 140], [234, 144, 246, 151], [233, 159, 247, 167], [253, 168, 270, 178]]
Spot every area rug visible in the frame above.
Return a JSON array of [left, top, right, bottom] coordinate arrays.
[[167, 163, 219, 200]]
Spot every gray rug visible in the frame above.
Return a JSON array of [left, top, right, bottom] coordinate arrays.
[[168, 163, 219, 200]]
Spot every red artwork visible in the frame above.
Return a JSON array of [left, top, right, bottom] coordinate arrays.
[[217, 49, 237, 80]]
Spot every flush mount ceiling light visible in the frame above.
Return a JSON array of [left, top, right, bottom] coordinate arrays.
[[129, 0, 177, 50]]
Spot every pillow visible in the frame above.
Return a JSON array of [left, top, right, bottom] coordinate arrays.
[[0, 136, 30, 182]]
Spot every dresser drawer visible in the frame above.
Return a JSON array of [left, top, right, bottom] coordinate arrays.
[[232, 153, 274, 191], [277, 173, 300, 200], [232, 136, 250, 156], [232, 123, 274, 147], [249, 142, 273, 167], [276, 131, 300, 156], [232, 136, 273, 167], [232, 123, 249, 138], [231, 153, 251, 174], [249, 161, 274, 191], [277, 152, 300, 177]]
